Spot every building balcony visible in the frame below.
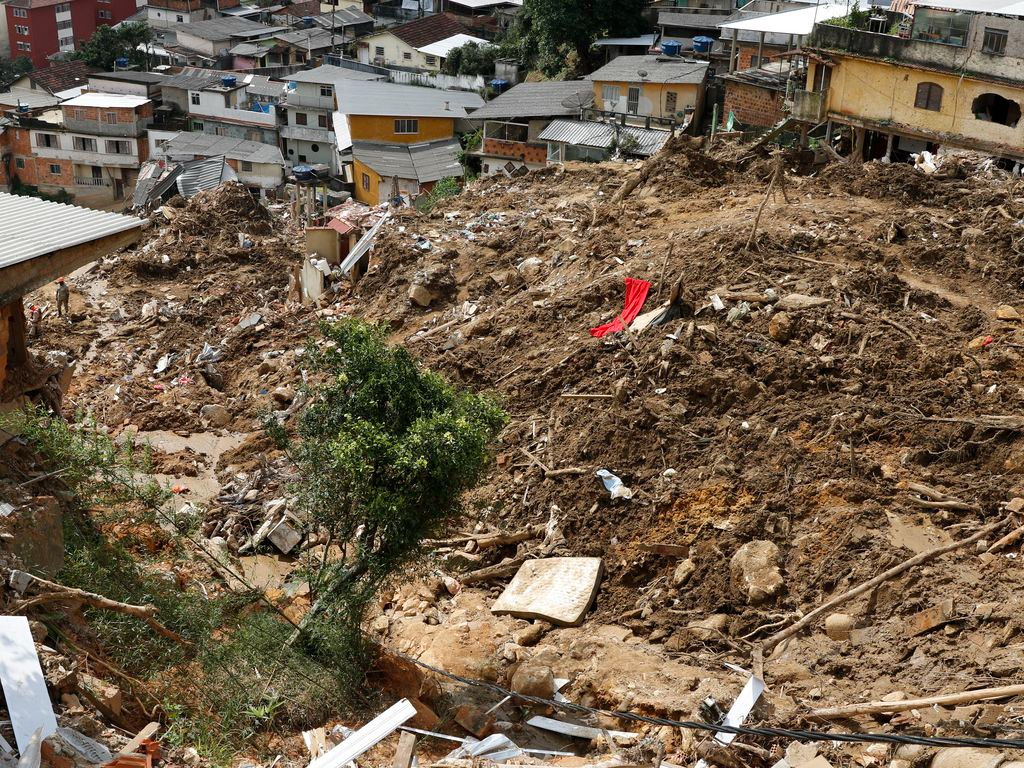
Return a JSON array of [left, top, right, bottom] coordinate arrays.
[[75, 176, 112, 186], [283, 92, 337, 110], [807, 23, 1012, 82], [34, 145, 140, 167], [791, 89, 827, 123], [480, 137, 547, 163]]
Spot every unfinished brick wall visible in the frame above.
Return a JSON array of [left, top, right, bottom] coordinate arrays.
[[722, 81, 786, 129], [0, 297, 27, 392], [735, 44, 790, 70]]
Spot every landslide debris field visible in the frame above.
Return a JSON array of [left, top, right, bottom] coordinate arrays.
[[18, 145, 1024, 765]]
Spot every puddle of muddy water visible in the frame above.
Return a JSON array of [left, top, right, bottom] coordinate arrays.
[[125, 428, 248, 506]]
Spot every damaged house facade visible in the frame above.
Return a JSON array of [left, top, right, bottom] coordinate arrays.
[[800, 0, 1024, 161]]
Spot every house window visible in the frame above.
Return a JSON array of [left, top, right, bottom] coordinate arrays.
[[983, 27, 1008, 54], [190, 92, 200, 105], [15, 25, 29, 34], [319, 84, 333, 97], [56, 19, 71, 30], [241, 160, 253, 171], [54, 3, 69, 12], [426, 55, 436, 66], [16, 41, 30, 51], [973, 92, 1021, 127], [394, 118, 418, 134], [98, 9, 111, 19], [72, 107, 85, 120], [914, 81, 943, 111], [105, 139, 130, 153], [105, 111, 117, 124], [601, 85, 620, 107], [665, 91, 677, 114], [192, 120, 204, 130], [49, 163, 61, 174], [361, 172, 370, 190], [36, 133, 58, 147], [14, 158, 25, 169], [73, 137, 97, 151], [627, 86, 641, 115], [318, 113, 328, 128], [12, 8, 27, 18], [374, 45, 384, 57], [176, 13, 183, 21], [298, 154, 307, 161], [295, 112, 307, 125]]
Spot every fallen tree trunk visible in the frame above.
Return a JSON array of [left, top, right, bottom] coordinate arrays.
[[761, 514, 1011, 652], [809, 683, 1024, 720]]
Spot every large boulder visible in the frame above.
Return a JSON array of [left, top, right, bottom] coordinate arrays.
[[730, 540, 783, 604]]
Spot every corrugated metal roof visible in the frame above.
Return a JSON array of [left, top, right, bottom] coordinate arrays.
[[314, 7, 373, 27], [0, 192, 144, 271], [587, 55, 709, 84], [352, 139, 462, 183], [334, 79, 482, 117], [416, 33, 491, 58], [468, 80, 593, 120], [538, 119, 670, 156], [63, 92, 150, 108], [176, 156, 238, 198], [163, 132, 284, 164], [327, 217, 355, 234], [0, 89, 59, 109], [287, 64, 385, 83], [176, 16, 276, 41]]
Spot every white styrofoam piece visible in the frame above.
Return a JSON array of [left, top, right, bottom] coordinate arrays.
[[0, 618, 57, 754], [307, 698, 417, 768], [526, 716, 637, 743], [714, 676, 765, 746]]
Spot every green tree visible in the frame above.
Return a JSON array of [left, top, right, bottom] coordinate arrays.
[[442, 41, 498, 76], [73, 21, 154, 70], [522, 0, 649, 76], [270, 319, 506, 645], [0, 56, 33, 87]]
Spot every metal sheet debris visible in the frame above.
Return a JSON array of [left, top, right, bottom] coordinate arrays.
[[491, 557, 603, 627], [0, 618, 57, 753], [714, 675, 765, 746], [307, 698, 417, 768], [526, 716, 637, 743]]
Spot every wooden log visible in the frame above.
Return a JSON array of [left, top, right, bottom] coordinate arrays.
[[761, 514, 1011, 652], [459, 557, 527, 585], [809, 684, 1024, 720]]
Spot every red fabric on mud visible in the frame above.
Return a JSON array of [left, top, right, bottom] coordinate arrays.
[[590, 277, 652, 337]]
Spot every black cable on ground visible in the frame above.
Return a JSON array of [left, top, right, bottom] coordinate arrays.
[[396, 652, 1024, 751]]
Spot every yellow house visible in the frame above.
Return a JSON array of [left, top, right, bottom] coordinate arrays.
[[800, 15, 1024, 161], [587, 54, 709, 126], [331, 79, 483, 205]]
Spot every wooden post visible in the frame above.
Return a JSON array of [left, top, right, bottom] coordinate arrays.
[[757, 31, 765, 68], [852, 126, 866, 161], [730, 29, 738, 73]]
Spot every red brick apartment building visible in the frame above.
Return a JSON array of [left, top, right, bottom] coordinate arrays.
[[6, 0, 137, 67]]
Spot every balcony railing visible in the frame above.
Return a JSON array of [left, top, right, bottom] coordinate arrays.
[[791, 89, 827, 123], [75, 176, 111, 186]]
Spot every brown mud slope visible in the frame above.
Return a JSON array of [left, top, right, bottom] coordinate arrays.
[[344, 145, 1024, 723]]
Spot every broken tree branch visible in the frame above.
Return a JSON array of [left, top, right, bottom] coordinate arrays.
[[809, 683, 1024, 720], [761, 513, 1011, 653], [459, 556, 527, 585], [902, 481, 980, 513], [10, 571, 190, 646], [426, 524, 545, 550], [517, 447, 586, 479], [988, 522, 1024, 553]]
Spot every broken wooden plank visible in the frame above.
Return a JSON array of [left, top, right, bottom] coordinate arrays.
[[908, 599, 955, 636], [393, 731, 417, 768], [526, 716, 637, 743], [115, 722, 160, 758], [0, 617, 58, 753], [809, 684, 1024, 720], [308, 699, 417, 768]]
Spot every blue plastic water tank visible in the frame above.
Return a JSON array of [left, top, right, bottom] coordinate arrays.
[[222, 75, 237, 87], [302, 15, 314, 26], [114, 56, 130, 68], [662, 40, 682, 56], [692, 36, 714, 53]]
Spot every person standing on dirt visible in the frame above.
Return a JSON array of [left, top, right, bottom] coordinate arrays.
[[28, 304, 42, 339], [56, 278, 70, 318]]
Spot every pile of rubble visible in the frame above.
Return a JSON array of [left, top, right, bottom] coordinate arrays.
[[7, 147, 1024, 768]]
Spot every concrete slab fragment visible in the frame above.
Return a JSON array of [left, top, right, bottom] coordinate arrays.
[[490, 557, 602, 627]]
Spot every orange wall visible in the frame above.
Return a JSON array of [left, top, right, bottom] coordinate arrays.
[[348, 115, 454, 143], [352, 157, 380, 205]]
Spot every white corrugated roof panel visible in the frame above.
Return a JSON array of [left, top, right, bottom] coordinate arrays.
[[911, 0, 1024, 12], [62, 92, 151, 108], [717, 1, 868, 33], [416, 33, 491, 58], [0, 193, 145, 271]]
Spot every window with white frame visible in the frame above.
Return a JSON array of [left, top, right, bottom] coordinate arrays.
[[190, 92, 200, 105], [49, 163, 61, 175], [14, 25, 28, 34], [394, 118, 418, 134], [98, 9, 111, 19], [105, 111, 117, 124], [56, 19, 72, 30], [16, 41, 30, 51], [73, 136, 97, 152], [983, 27, 1008, 54], [319, 84, 333, 97], [601, 85, 620, 107], [12, 8, 28, 18], [54, 3, 70, 12]]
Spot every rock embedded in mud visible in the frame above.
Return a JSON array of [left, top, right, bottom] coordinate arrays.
[[768, 311, 793, 342], [672, 558, 696, 587], [409, 284, 434, 307], [199, 404, 230, 428], [510, 661, 554, 698], [511, 622, 546, 647], [730, 540, 783, 604], [824, 613, 854, 641], [930, 747, 1005, 768], [271, 386, 295, 405]]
